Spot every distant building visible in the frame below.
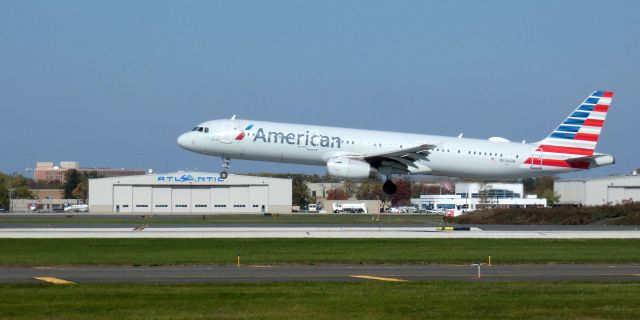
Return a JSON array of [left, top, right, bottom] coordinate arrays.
[[34, 161, 146, 183], [306, 182, 361, 201], [411, 182, 546, 212], [554, 172, 640, 206], [29, 189, 64, 200]]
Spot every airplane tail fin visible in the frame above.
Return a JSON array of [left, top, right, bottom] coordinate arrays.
[[536, 91, 614, 157]]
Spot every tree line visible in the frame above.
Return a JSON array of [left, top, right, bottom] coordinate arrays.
[[0, 169, 560, 210]]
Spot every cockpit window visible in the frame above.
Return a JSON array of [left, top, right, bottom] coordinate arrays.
[[192, 127, 199, 131], [197, 127, 204, 132], [204, 127, 209, 133]]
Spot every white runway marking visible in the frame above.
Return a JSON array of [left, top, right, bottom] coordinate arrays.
[[0, 227, 639, 238]]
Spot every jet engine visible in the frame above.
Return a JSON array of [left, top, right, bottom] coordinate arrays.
[[326, 158, 377, 179]]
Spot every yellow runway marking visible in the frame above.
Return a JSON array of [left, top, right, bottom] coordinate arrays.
[[351, 275, 408, 282], [133, 224, 149, 231], [33, 277, 76, 285]]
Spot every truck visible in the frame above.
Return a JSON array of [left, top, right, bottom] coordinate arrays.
[[332, 202, 368, 214]]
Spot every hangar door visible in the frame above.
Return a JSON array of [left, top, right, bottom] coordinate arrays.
[[249, 185, 268, 213], [191, 187, 211, 213], [113, 185, 132, 213], [229, 186, 250, 213], [624, 187, 640, 203], [607, 187, 626, 204], [172, 186, 191, 213], [211, 187, 230, 213], [132, 186, 152, 213], [152, 187, 171, 213]]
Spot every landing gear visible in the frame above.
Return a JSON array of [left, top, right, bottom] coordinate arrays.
[[220, 157, 230, 179], [383, 180, 397, 195]]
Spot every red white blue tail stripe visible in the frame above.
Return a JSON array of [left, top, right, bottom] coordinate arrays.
[[524, 91, 613, 169]]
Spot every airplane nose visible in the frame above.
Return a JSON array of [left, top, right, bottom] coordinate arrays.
[[177, 133, 190, 149]]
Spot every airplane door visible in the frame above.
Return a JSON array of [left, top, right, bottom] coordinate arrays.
[[307, 130, 319, 150], [221, 122, 233, 144], [530, 148, 543, 170]]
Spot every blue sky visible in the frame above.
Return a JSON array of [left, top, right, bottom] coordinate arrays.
[[1, 1, 638, 179]]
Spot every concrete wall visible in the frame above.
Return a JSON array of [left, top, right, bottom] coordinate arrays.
[[10, 199, 81, 212], [554, 181, 585, 205]]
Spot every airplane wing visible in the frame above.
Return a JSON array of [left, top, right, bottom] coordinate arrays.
[[346, 143, 436, 170]]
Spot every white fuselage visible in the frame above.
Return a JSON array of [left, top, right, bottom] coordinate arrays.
[[177, 119, 581, 179]]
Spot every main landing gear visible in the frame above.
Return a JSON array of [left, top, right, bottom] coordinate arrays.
[[383, 180, 397, 195], [220, 157, 230, 179]]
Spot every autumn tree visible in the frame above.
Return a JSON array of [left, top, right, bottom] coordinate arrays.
[[327, 188, 349, 200], [390, 179, 412, 206], [63, 169, 80, 199], [0, 173, 35, 210], [292, 176, 311, 207], [527, 176, 561, 205], [356, 180, 390, 211]]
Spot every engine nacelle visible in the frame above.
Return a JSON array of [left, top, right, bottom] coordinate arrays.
[[326, 158, 377, 179]]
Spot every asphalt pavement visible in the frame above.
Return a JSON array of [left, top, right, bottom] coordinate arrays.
[[4, 264, 640, 284]]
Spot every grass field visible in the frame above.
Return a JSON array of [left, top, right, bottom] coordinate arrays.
[[0, 214, 444, 225], [1, 281, 639, 319], [1, 238, 640, 266]]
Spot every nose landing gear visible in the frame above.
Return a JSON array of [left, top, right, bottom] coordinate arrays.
[[220, 157, 230, 179]]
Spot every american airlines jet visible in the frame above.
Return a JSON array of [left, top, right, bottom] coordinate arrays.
[[177, 91, 615, 194]]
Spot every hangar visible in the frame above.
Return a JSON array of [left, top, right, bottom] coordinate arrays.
[[554, 172, 640, 206], [89, 172, 292, 213]]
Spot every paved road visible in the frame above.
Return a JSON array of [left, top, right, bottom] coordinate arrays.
[[1, 226, 640, 238], [4, 264, 640, 284]]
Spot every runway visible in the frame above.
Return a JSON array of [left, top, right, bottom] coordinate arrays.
[[1, 226, 640, 238], [4, 264, 640, 283]]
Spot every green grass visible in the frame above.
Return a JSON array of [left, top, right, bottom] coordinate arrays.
[[1, 282, 639, 319], [0, 214, 444, 225], [1, 239, 640, 266]]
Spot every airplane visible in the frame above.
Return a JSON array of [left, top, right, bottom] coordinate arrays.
[[177, 91, 615, 194], [64, 204, 89, 213]]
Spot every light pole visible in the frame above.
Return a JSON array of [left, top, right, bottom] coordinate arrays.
[[7, 172, 16, 213]]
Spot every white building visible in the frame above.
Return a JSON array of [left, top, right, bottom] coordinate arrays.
[[89, 172, 292, 214], [554, 173, 640, 206], [411, 182, 546, 212]]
